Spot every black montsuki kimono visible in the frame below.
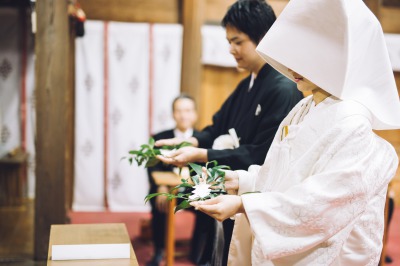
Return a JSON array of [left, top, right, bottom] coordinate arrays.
[[191, 63, 303, 266], [197, 63, 303, 169]]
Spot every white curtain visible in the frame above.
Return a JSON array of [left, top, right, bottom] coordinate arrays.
[[0, 8, 21, 159], [0, 9, 36, 198], [73, 21, 105, 211], [107, 22, 150, 212], [151, 24, 182, 134], [202, 25, 236, 68], [73, 21, 183, 212], [25, 18, 36, 198]]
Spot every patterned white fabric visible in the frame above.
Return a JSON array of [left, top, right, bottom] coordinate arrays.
[[202, 25, 236, 67], [230, 96, 398, 265], [73, 21, 105, 211], [107, 22, 150, 212], [151, 24, 182, 134], [25, 23, 36, 198], [0, 8, 21, 158], [73, 21, 183, 212], [0, 9, 36, 197]]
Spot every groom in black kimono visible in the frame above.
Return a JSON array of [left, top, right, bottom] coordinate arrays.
[[156, 1, 303, 265]]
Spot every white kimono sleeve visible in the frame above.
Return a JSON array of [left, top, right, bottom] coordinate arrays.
[[236, 164, 261, 195], [241, 116, 398, 260]]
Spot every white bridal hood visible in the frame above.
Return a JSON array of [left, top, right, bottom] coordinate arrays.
[[257, 0, 400, 130]]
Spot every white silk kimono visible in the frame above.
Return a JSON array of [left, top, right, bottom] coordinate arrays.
[[229, 96, 398, 266]]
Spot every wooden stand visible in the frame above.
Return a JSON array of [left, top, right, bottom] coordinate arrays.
[[47, 223, 138, 265], [151, 171, 187, 266]]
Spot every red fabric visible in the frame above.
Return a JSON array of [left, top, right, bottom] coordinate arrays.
[[20, 10, 27, 152], [149, 24, 154, 135], [103, 22, 109, 209]]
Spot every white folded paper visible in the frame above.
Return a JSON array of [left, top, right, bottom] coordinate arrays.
[[52, 243, 130, 260]]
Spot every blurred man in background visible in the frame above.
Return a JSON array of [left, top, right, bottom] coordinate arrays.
[[146, 94, 199, 266]]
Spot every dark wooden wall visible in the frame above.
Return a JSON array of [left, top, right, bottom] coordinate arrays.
[[79, 0, 180, 23]]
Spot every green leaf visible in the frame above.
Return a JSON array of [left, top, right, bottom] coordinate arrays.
[[144, 192, 168, 203], [191, 174, 200, 186], [149, 137, 155, 148], [175, 182, 193, 188], [241, 191, 261, 195], [174, 200, 191, 213], [213, 165, 230, 170], [145, 157, 160, 167], [206, 160, 218, 168], [188, 163, 203, 176], [177, 141, 192, 148]]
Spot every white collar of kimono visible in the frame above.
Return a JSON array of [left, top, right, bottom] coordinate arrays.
[[174, 128, 193, 139], [256, 0, 400, 130]]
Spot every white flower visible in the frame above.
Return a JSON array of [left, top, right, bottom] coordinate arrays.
[[189, 174, 211, 201], [160, 149, 176, 157]]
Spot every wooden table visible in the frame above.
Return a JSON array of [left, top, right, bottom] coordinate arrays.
[[47, 223, 138, 265], [151, 171, 187, 266]]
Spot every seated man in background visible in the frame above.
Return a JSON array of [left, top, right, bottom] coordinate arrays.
[[146, 94, 199, 266]]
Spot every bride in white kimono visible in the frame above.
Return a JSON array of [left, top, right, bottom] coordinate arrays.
[[191, 0, 400, 265]]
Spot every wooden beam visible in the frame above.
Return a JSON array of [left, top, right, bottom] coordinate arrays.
[[203, 0, 289, 23], [204, 0, 235, 23], [180, 0, 204, 108], [269, 0, 289, 16], [34, 0, 72, 260], [79, 0, 180, 23]]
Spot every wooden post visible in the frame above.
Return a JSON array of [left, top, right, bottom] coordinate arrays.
[[364, 0, 381, 18], [166, 197, 177, 266], [34, 0, 73, 260], [379, 193, 390, 266], [180, 0, 204, 104]]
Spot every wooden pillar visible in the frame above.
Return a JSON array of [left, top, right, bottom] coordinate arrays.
[[364, 0, 381, 18], [34, 0, 73, 260], [66, 16, 76, 212], [180, 0, 204, 104]]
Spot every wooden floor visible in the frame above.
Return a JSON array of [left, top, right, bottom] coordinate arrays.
[[1, 198, 400, 266]]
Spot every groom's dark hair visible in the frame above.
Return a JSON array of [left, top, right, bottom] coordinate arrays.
[[221, 0, 276, 45]]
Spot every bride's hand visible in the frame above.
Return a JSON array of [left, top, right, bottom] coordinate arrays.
[[190, 195, 244, 222], [224, 170, 239, 192]]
